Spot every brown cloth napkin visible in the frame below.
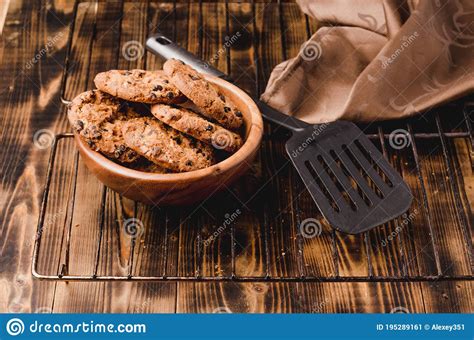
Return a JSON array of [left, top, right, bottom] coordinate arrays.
[[261, 0, 474, 123]]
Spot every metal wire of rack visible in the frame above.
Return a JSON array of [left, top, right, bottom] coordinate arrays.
[[32, 0, 474, 283], [32, 109, 474, 283]]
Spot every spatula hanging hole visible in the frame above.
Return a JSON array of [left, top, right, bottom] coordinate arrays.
[[316, 155, 357, 211], [329, 150, 372, 207], [342, 144, 384, 199], [354, 139, 394, 187], [304, 160, 340, 213]]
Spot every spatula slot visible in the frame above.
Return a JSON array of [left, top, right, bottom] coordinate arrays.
[[316, 155, 357, 211], [342, 144, 385, 199], [354, 139, 394, 188], [329, 150, 372, 207], [304, 160, 340, 213]]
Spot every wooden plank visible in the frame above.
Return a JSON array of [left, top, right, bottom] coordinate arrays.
[[449, 137, 473, 268], [195, 2, 233, 278], [0, 0, 73, 313], [422, 281, 473, 313], [52, 0, 124, 312], [301, 282, 425, 313], [176, 2, 236, 278], [279, 3, 336, 278], [414, 139, 472, 276], [228, 2, 267, 278], [63, 2, 96, 102], [177, 282, 302, 313], [254, 2, 300, 278], [396, 136, 440, 276], [146, 2, 178, 70]]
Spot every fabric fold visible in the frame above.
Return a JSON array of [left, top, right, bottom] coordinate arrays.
[[262, 0, 474, 123]]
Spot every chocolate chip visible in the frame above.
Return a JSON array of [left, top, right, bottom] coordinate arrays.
[[235, 111, 243, 117], [205, 124, 213, 131], [190, 74, 200, 81], [166, 92, 174, 99], [172, 136, 182, 145], [153, 85, 163, 91], [224, 106, 231, 113], [74, 120, 84, 131], [185, 160, 193, 166], [163, 79, 169, 84], [219, 94, 225, 102]]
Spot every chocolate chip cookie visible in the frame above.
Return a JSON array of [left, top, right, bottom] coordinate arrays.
[[129, 158, 169, 174], [94, 69, 185, 104], [163, 59, 243, 130], [151, 104, 243, 153], [93, 120, 140, 163], [68, 90, 140, 163], [122, 117, 215, 172]]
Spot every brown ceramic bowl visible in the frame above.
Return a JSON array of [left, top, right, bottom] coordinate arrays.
[[74, 76, 263, 205]]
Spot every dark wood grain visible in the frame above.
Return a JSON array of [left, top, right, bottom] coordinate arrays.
[[0, 0, 472, 314]]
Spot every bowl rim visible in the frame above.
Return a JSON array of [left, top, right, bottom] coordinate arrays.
[[74, 75, 264, 183]]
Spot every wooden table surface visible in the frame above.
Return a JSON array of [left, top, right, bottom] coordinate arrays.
[[0, 0, 473, 313]]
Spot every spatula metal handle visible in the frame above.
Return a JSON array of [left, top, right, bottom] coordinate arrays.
[[146, 33, 230, 80], [146, 32, 310, 132]]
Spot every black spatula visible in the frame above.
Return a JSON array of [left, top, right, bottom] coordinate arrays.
[[146, 32, 413, 234]]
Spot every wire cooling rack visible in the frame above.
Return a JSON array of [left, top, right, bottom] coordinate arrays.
[[32, 103, 474, 282], [32, 0, 473, 283]]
